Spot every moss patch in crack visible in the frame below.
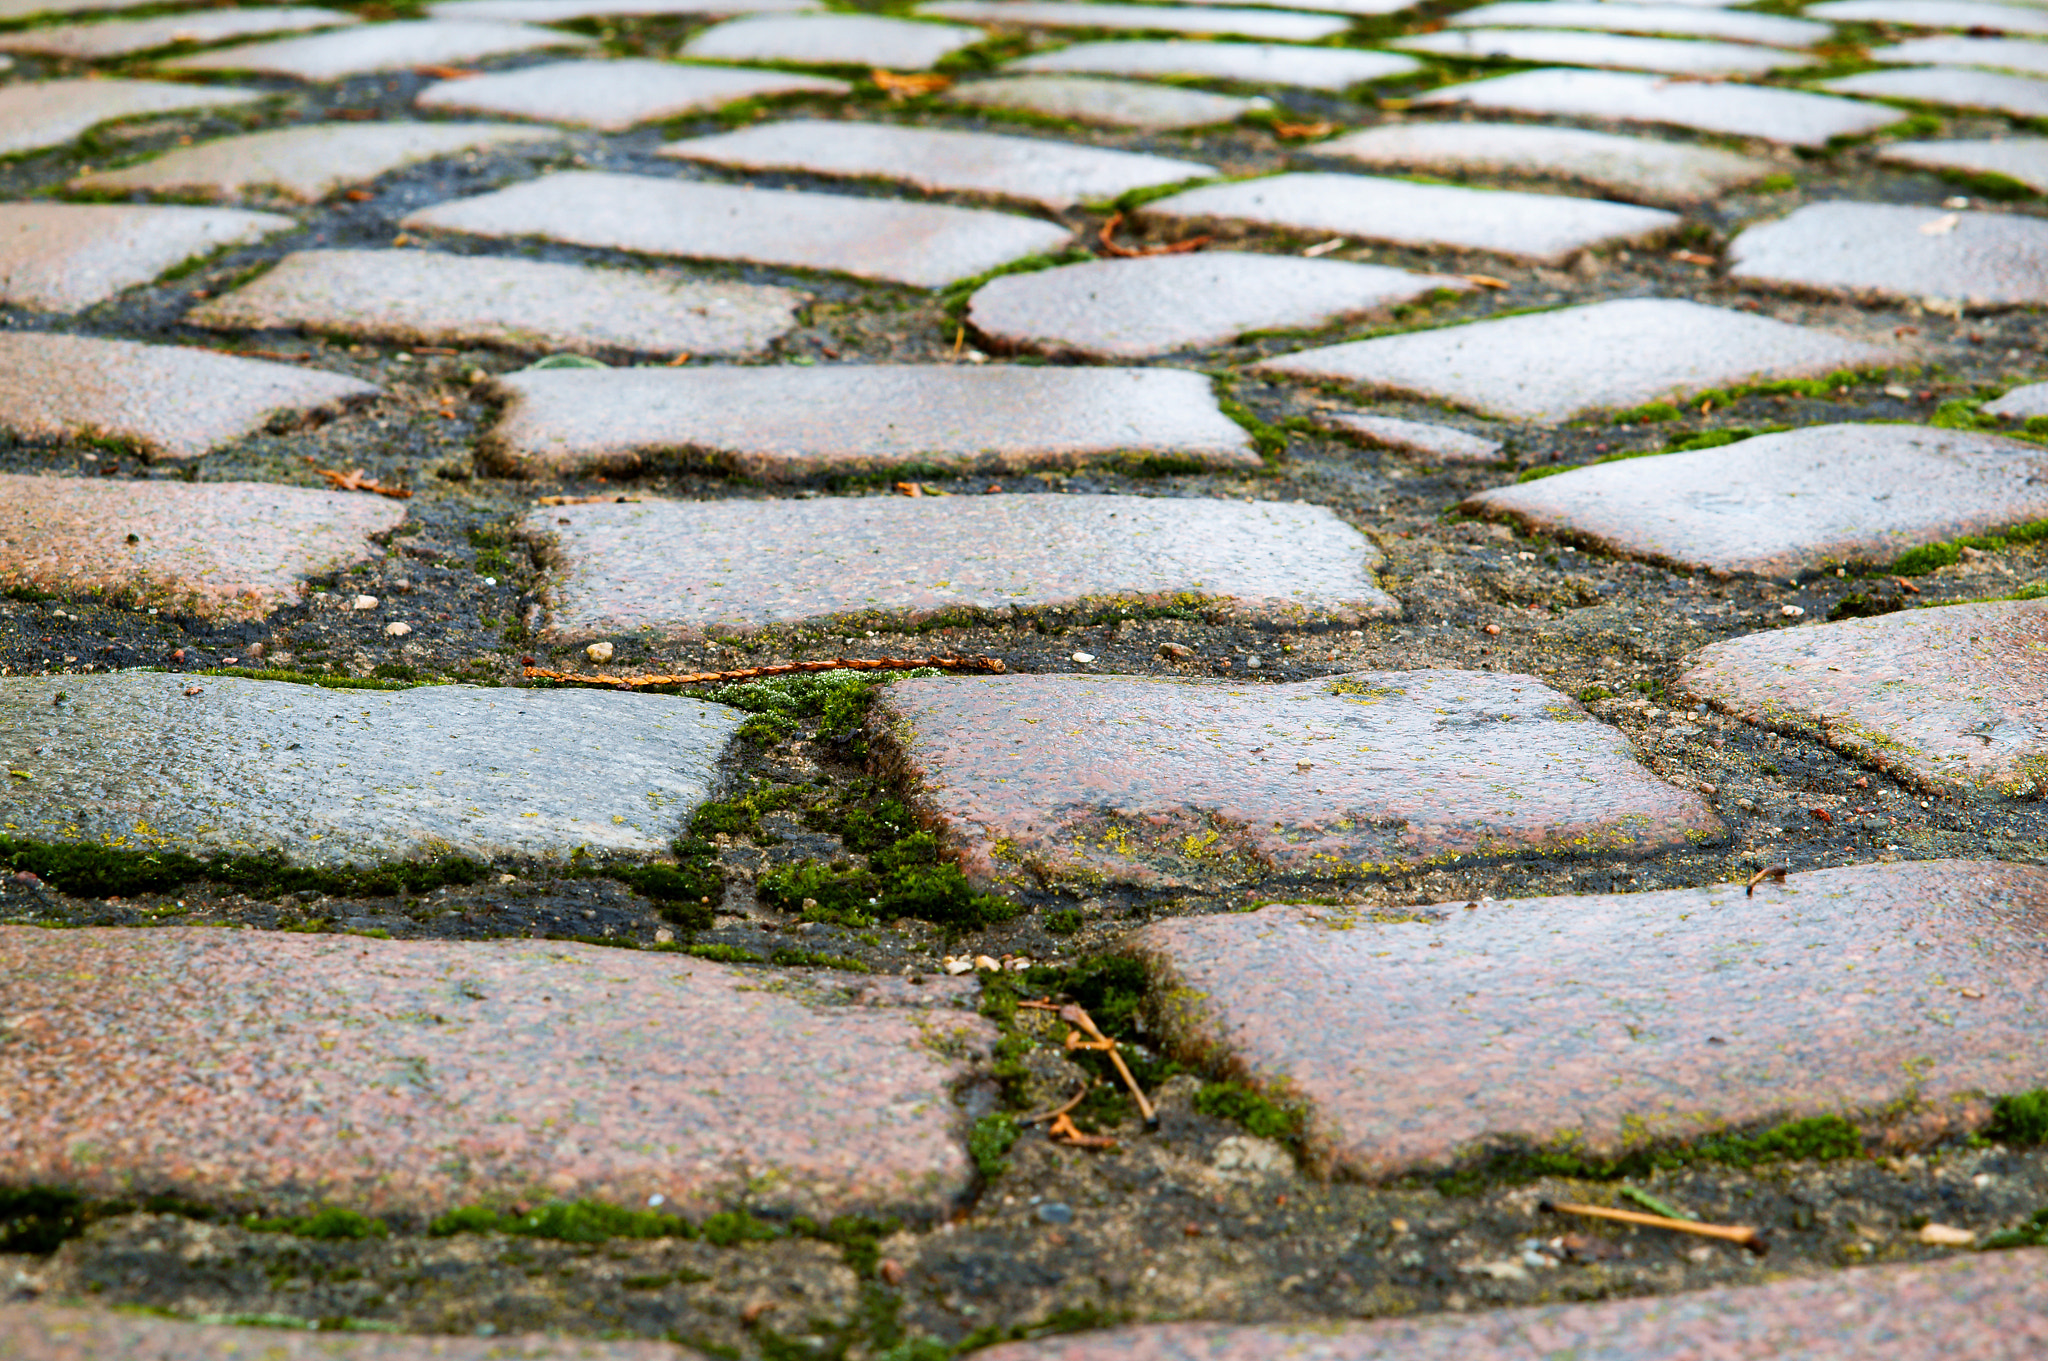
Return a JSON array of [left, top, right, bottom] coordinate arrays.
[[1193, 1082, 1302, 1141], [245, 1207, 388, 1240], [1890, 518, 2048, 575], [429, 1199, 690, 1243], [697, 668, 939, 751], [969, 1112, 1023, 1179], [0, 836, 485, 902], [1432, 1113, 1868, 1195], [1988, 1088, 2048, 1147]]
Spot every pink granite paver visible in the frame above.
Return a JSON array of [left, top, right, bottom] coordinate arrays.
[[1465, 424, 2048, 578], [1683, 599, 2048, 797], [1145, 173, 1680, 266], [1393, 30, 1809, 77], [187, 249, 801, 357], [163, 19, 593, 79], [1451, 2, 1829, 46], [919, 2, 1353, 42], [522, 493, 1397, 640], [1880, 137, 2048, 195], [1809, 0, 2048, 34], [0, 203, 293, 312], [402, 170, 1072, 288], [680, 13, 981, 68], [1820, 66, 2048, 119], [945, 75, 1266, 131], [660, 120, 1215, 212], [71, 122, 562, 203], [0, 333, 376, 461], [1325, 413, 1503, 463], [977, 1251, 2048, 1361], [1417, 67, 1904, 147], [1874, 35, 2048, 74], [0, 78, 264, 158], [965, 252, 1472, 359], [0, 927, 995, 1219], [870, 671, 1722, 891], [1253, 298, 1899, 423], [1129, 860, 2048, 1177], [0, 472, 404, 620], [431, 0, 816, 17], [484, 365, 1257, 478], [416, 59, 848, 130], [1006, 40, 1420, 91], [0, 7, 357, 59], [1728, 201, 2048, 307], [1986, 381, 2048, 417]]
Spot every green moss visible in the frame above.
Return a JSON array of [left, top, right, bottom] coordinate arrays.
[[428, 1199, 687, 1242], [1984, 1206, 2048, 1250], [1435, 1114, 1866, 1195], [1576, 686, 1612, 704], [1217, 392, 1288, 463], [695, 668, 935, 750], [1892, 519, 2048, 575], [937, 250, 1094, 321], [1988, 1089, 2048, 1146], [1192, 1082, 1301, 1141], [1931, 397, 1999, 432], [1045, 908, 1083, 935], [1756, 172, 1797, 193], [0, 1188, 87, 1253], [201, 667, 422, 691], [0, 837, 484, 902], [684, 943, 762, 963], [789, 1214, 901, 1277], [702, 1209, 782, 1247], [968, 1112, 1021, 1179], [1828, 592, 1904, 622], [246, 1207, 387, 1240], [768, 946, 871, 972]]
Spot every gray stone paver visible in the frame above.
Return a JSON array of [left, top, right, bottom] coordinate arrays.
[[1464, 423, 2048, 577], [1146, 173, 1681, 266], [0, 203, 294, 312], [70, 122, 564, 204], [1451, 2, 1830, 46], [1417, 67, 1905, 147], [1005, 39, 1420, 90], [1728, 202, 2048, 307], [163, 19, 592, 79], [1325, 413, 1503, 463], [1873, 36, 2048, 74], [1820, 67, 2048, 119], [0, 472, 406, 621], [186, 249, 801, 358], [945, 75, 1267, 131], [0, 78, 263, 158], [1253, 298, 1900, 423], [1314, 121, 1770, 206], [429, 0, 816, 17], [415, 59, 849, 129], [679, 13, 982, 68], [660, 119, 1216, 211], [1393, 30, 1809, 77], [523, 493, 1397, 641], [0, 0, 162, 17], [918, 2, 1354, 42], [1879, 137, 2048, 195], [401, 170, 1072, 288], [1986, 380, 2048, 417], [0, 7, 357, 60], [1808, 0, 2048, 33], [1682, 599, 2048, 797], [483, 365, 1258, 478], [0, 333, 377, 462], [1, 1307, 691, 1361], [965, 252, 1473, 359]]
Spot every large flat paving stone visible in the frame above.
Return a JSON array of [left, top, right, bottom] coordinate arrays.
[[919, 2, 1354, 42], [0, 78, 263, 158], [680, 13, 981, 67], [432, 0, 817, 17], [1, 1305, 689, 1361], [1986, 380, 2048, 417], [164, 19, 593, 79], [1452, 2, 1829, 46], [1465, 424, 2048, 578], [1810, 0, 2048, 34], [416, 58, 849, 129], [402, 170, 1071, 287], [1683, 599, 2048, 797], [0, 472, 404, 620], [1144, 173, 1679, 265], [483, 365, 1257, 478], [945, 75, 1265, 130], [660, 120, 1215, 211], [0, 203, 293, 312], [1728, 201, 2048, 307], [1820, 66, 2048, 119], [1253, 298, 1899, 423], [1880, 137, 2048, 195], [1874, 35, 2048, 74], [1417, 67, 1904, 148], [1006, 39, 1420, 91], [0, 7, 357, 59], [965, 251, 1472, 359], [0, 926, 993, 1219], [1325, 412, 1503, 463], [871, 671, 1722, 891], [71, 122, 564, 204], [0, 0, 163, 17], [1314, 121, 1770, 207], [523, 493, 1396, 641], [0, 333, 376, 461], [188, 249, 800, 357], [1128, 860, 2048, 1178], [1393, 29, 1807, 77], [0, 674, 743, 864]]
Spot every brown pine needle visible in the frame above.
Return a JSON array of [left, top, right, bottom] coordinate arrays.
[[525, 654, 1006, 689], [1746, 864, 1789, 897], [1542, 1199, 1767, 1254], [1098, 211, 1211, 259]]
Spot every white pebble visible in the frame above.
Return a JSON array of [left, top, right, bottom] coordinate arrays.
[[1071, 651, 1096, 664], [351, 595, 378, 610], [383, 621, 412, 637], [1780, 605, 1806, 618], [587, 641, 615, 662]]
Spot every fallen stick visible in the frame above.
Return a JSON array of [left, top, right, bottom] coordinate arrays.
[[1098, 211, 1211, 259], [1541, 1199, 1767, 1255], [525, 654, 1006, 688], [1746, 864, 1788, 897], [1021, 999, 1159, 1128], [1022, 1080, 1093, 1126]]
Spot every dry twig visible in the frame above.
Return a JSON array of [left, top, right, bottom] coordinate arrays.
[[1020, 999, 1159, 1127], [871, 68, 951, 98], [1098, 211, 1211, 259], [1022, 1080, 1094, 1126], [1542, 1199, 1767, 1254], [1746, 864, 1788, 897], [304, 456, 411, 499], [525, 654, 1006, 689]]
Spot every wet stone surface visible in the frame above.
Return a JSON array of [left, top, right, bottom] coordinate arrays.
[[679, 13, 982, 68], [1878, 138, 2048, 196], [414, 59, 850, 130], [0, 1305, 691, 1360], [1450, 1, 1831, 47], [1323, 413, 1504, 464], [1820, 67, 2048, 121], [918, 1, 1355, 41], [163, 19, 594, 80], [943, 75, 1267, 131], [0, 78, 264, 158], [1392, 30, 1809, 77], [1005, 39, 1420, 90], [0, 203, 294, 313], [0, 7, 358, 60]]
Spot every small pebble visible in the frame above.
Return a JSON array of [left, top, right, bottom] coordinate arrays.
[[1035, 1202, 1074, 1225], [587, 641, 615, 662], [384, 622, 413, 637], [972, 954, 1001, 971], [351, 595, 379, 611], [1158, 642, 1193, 659], [1780, 605, 1805, 618], [1071, 651, 1096, 664]]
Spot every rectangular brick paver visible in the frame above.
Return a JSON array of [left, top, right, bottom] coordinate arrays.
[[416, 58, 849, 129], [1006, 40, 1420, 91], [0, 78, 263, 158], [164, 19, 592, 79], [522, 492, 1397, 641], [1393, 30, 1808, 77], [1452, 2, 1830, 46], [945, 75, 1265, 131], [870, 671, 1721, 892], [2, 1305, 690, 1361], [484, 365, 1257, 478], [0, 203, 293, 312], [402, 170, 1072, 288], [1730, 201, 2048, 306], [1819, 66, 2048, 120], [1879, 137, 2048, 196], [680, 12, 982, 67], [919, 2, 1353, 42], [0, 7, 357, 59]]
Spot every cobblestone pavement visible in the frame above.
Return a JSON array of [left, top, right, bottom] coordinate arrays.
[[1, 0, 2046, 1355]]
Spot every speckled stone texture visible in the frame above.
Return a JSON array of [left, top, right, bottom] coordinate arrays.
[[946, 75, 1265, 131], [1728, 201, 2048, 306], [1315, 121, 1770, 206], [72, 122, 564, 203], [0, 1305, 692, 1360], [1253, 298, 1897, 424], [415, 59, 848, 129], [1820, 67, 2048, 120], [966, 252, 1472, 360], [1416, 68, 1903, 147], [1325, 413, 1503, 463], [432, 0, 817, 17], [1006, 40, 1419, 91], [0, 928, 994, 1219], [403, 171, 1071, 288], [0, 472, 405, 620], [165, 19, 592, 78], [1393, 30, 1807, 77], [0, 673, 743, 863], [1986, 380, 2048, 418], [976, 1251, 2048, 1361], [0, 333, 376, 461], [1466, 424, 2048, 578], [680, 13, 980, 67], [0, 203, 293, 312], [1451, 2, 1830, 46], [187, 249, 801, 358], [660, 120, 1215, 212], [1145, 173, 1679, 266], [919, 1, 1352, 42], [484, 365, 1256, 478], [522, 493, 1397, 641], [1875, 35, 2048, 74], [0, 0, 162, 16], [1810, 0, 2048, 33], [1683, 600, 2048, 797], [0, 78, 263, 158], [1880, 138, 2048, 196], [871, 671, 1721, 891], [0, 7, 357, 59]]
